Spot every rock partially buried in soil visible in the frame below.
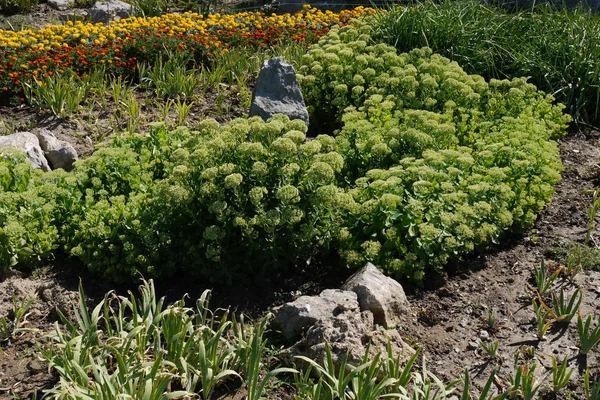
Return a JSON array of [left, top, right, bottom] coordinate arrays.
[[0, 132, 51, 171], [273, 289, 359, 342], [35, 129, 78, 171], [87, 0, 132, 23], [48, 0, 71, 11], [249, 57, 310, 126], [282, 309, 415, 370], [342, 262, 409, 328]]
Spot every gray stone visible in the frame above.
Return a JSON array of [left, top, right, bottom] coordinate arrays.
[[342, 263, 409, 328], [249, 57, 309, 126], [35, 129, 77, 171], [283, 310, 415, 370], [88, 0, 132, 23], [273, 289, 359, 342], [0, 132, 50, 171], [48, 0, 71, 11]]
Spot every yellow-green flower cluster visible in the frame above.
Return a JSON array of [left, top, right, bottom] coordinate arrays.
[[298, 21, 570, 281]]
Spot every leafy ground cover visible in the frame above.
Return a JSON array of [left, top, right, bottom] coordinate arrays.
[[0, 2, 599, 399]]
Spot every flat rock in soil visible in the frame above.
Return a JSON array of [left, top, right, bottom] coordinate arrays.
[[273, 289, 359, 342], [0, 132, 51, 171], [87, 0, 132, 23]]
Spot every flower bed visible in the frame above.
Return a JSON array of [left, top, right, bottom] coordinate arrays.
[[0, 6, 375, 100]]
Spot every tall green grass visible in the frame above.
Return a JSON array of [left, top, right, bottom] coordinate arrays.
[[372, 0, 600, 127]]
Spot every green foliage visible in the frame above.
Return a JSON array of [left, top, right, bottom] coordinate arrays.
[[0, 149, 59, 271], [60, 116, 347, 282], [131, 0, 169, 17], [139, 53, 201, 98], [22, 69, 104, 119], [532, 260, 560, 297], [371, 0, 600, 127], [1, 19, 570, 284], [41, 279, 287, 399], [294, 343, 420, 399], [550, 288, 582, 325], [298, 20, 569, 281], [0, 0, 38, 14], [578, 313, 600, 356], [0, 294, 36, 343], [551, 356, 574, 392]]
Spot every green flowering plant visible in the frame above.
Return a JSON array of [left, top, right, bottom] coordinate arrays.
[[298, 19, 570, 281], [141, 116, 352, 281], [52, 116, 352, 282], [0, 149, 59, 271], [0, 17, 571, 285]]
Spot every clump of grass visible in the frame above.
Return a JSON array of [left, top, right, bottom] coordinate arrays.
[[0, 294, 36, 343], [372, 0, 600, 126], [578, 312, 600, 356]]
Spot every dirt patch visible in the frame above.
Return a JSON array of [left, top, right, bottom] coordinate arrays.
[[0, 81, 254, 160], [0, 271, 80, 398]]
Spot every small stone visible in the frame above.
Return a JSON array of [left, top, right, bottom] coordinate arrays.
[[273, 289, 359, 342], [468, 341, 479, 350], [39, 288, 53, 302], [88, 0, 132, 23], [35, 129, 78, 171], [48, 0, 71, 10], [479, 330, 490, 340], [0, 132, 50, 171]]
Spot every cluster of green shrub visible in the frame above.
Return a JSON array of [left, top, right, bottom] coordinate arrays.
[[370, 0, 600, 127], [296, 20, 569, 280], [0, 18, 569, 283], [0, 150, 58, 269]]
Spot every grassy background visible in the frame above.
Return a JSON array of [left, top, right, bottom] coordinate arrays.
[[371, 0, 600, 127]]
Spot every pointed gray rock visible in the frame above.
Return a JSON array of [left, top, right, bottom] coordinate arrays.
[[249, 57, 309, 126], [342, 263, 409, 328], [0, 132, 50, 171]]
